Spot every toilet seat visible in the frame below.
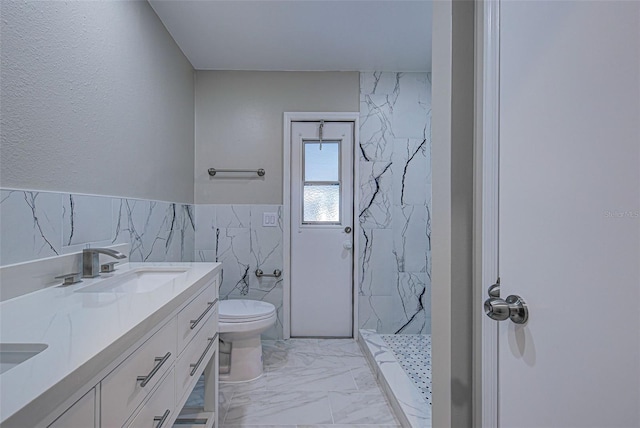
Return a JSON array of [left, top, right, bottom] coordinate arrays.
[[219, 299, 276, 323]]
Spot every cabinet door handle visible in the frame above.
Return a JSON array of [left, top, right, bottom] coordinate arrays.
[[189, 334, 218, 376], [153, 409, 171, 428], [136, 352, 171, 387], [190, 299, 218, 330]]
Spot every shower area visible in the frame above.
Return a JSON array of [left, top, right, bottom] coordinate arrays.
[[357, 72, 432, 427]]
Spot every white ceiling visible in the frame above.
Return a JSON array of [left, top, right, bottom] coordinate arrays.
[[148, 0, 432, 72]]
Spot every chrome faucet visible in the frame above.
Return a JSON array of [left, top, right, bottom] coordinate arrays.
[[82, 248, 127, 278]]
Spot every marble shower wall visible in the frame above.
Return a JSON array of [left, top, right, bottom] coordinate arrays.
[[0, 189, 195, 266], [358, 72, 432, 334], [195, 205, 283, 340]]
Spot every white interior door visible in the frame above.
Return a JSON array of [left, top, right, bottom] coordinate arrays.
[[290, 121, 354, 337], [495, 1, 640, 426]]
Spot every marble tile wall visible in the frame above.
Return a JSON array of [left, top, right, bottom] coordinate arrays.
[[0, 189, 195, 266], [358, 72, 432, 334], [195, 204, 283, 340]]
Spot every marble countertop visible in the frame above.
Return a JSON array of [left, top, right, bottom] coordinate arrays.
[[0, 261, 221, 427]]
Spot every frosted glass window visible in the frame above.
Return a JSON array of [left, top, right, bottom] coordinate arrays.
[[304, 141, 339, 182], [303, 184, 340, 223]]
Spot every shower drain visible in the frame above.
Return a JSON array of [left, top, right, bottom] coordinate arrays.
[[381, 334, 432, 405]]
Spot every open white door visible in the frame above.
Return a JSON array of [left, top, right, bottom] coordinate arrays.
[[487, 1, 640, 426]]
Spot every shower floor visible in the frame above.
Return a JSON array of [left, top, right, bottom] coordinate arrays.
[[359, 329, 432, 427], [381, 334, 432, 405]]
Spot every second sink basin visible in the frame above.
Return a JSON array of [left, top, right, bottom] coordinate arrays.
[[0, 343, 48, 375], [75, 268, 189, 294]]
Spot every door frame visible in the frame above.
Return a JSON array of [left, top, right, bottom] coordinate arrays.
[[282, 112, 360, 339], [474, 0, 500, 426]]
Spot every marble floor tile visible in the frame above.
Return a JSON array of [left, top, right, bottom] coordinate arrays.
[[265, 365, 357, 392], [214, 338, 398, 427], [317, 339, 363, 357], [328, 391, 398, 425], [263, 338, 368, 370], [223, 390, 333, 425], [219, 384, 234, 426], [350, 365, 380, 392], [298, 425, 400, 428], [222, 426, 295, 428], [309, 354, 370, 369], [262, 339, 330, 370], [221, 375, 268, 394], [298, 424, 400, 428]]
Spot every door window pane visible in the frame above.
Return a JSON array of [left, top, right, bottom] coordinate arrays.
[[303, 184, 340, 223], [304, 141, 339, 182]]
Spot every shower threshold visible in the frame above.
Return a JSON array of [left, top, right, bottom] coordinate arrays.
[[358, 329, 432, 428]]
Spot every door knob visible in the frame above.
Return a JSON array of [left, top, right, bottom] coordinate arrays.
[[488, 282, 500, 298], [484, 295, 528, 324], [343, 241, 352, 250]]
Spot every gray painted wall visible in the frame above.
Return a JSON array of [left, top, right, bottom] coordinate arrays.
[[432, 0, 475, 427], [194, 71, 359, 204], [0, 1, 195, 203], [449, 0, 474, 424]]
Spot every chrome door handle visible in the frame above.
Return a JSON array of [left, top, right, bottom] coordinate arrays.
[[484, 295, 528, 324]]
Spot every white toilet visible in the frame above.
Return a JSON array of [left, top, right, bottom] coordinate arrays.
[[218, 299, 276, 383]]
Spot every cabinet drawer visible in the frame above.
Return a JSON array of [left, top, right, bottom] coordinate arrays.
[[101, 318, 177, 428], [177, 280, 218, 354], [126, 368, 175, 428], [176, 314, 218, 405]]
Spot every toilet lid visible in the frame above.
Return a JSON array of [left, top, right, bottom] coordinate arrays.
[[219, 299, 276, 322]]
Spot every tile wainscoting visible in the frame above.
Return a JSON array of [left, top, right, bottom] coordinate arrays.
[[0, 189, 195, 266], [195, 204, 284, 340]]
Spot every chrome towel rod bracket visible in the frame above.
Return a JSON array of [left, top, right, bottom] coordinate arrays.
[[208, 168, 265, 177], [255, 269, 282, 278]]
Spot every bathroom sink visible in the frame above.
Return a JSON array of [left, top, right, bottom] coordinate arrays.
[[0, 343, 48, 375], [75, 268, 189, 294]]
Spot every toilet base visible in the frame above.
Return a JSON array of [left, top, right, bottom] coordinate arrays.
[[219, 335, 264, 383]]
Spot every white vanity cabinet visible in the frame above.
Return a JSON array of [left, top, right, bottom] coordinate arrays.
[[44, 273, 220, 428], [48, 389, 96, 428], [0, 262, 221, 428]]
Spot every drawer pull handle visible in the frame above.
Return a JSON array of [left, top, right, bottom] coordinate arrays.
[[174, 418, 208, 425], [189, 334, 218, 376], [153, 409, 171, 428], [190, 299, 218, 330], [136, 352, 171, 387]]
